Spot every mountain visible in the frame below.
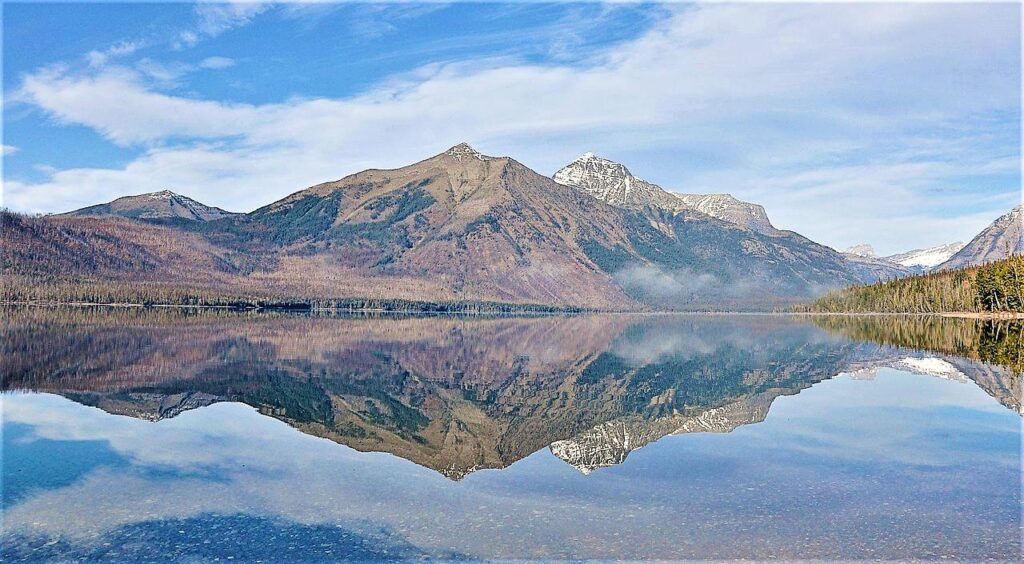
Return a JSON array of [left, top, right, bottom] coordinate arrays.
[[237, 144, 872, 307], [553, 153, 779, 235], [64, 190, 236, 221], [553, 152, 912, 285], [885, 242, 965, 270], [844, 244, 877, 257], [4, 143, 870, 310], [938, 205, 1023, 270], [840, 250, 915, 281]]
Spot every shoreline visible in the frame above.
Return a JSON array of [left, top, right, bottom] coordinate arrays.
[[2, 301, 1022, 319], [939, 311, 1024, 320]]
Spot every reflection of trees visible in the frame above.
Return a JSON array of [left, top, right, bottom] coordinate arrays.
[[811, 315, 1023, 375]]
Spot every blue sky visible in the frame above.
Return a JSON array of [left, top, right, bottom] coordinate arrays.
[[2, 1, 1020, 254]]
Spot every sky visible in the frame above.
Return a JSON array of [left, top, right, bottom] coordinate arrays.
[[2, 1, 1020, 255]]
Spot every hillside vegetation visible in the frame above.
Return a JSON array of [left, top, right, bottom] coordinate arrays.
[[804, 256, 1024, 314]]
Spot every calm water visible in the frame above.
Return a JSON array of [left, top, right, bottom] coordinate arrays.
[[1, 308, 1021, 560]]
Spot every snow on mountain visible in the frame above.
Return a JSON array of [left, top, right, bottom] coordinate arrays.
[[894, 357, 969, 382], [884, 242, 965, 270], [553, 153, 780, 235], [671, 193, 778, 235], [938, 205, 1023, 270], [552, 152, 683, 210]]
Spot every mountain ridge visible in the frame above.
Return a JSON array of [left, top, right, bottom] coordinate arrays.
[[63, 190, 237, 222], [938, 205, 1022, 270]]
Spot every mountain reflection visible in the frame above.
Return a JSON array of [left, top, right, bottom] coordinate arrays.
[[2, 308, 1019, 478]]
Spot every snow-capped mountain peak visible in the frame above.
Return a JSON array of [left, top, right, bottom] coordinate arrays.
[[553, 153, 780, 235], [444, 142, 488, 161], [884, 242, 966, 270]]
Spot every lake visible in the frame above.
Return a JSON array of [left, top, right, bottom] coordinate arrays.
[[2, 308, 1020, 560]]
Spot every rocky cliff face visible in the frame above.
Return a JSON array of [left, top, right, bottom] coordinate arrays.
[[938, 205, 1023, 270], [672, 193, 778, 236]]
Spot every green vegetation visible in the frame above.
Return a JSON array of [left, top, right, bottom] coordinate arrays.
[[804, 256, 1024, 314]]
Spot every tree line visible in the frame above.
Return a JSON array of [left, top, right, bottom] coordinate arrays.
[[801, 256, 1024, 314]]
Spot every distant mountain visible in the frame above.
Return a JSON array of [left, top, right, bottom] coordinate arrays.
[[840, 242, 917, 279], [553, 153, 779, 235], [938, 205, 1023, 270], [65, 190, 236, 221], [844, 244, 877, 257], [885, 242, 965, 270]]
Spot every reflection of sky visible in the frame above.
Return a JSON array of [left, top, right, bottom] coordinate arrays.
[[2, 369, 1020, 560]]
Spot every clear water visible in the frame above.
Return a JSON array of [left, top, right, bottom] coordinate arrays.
[[2, 309, 1020, 560]]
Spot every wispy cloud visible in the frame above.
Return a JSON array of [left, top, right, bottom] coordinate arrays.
[[176, 1, 271, 48], [5, 3, 1019, 253], [86, 40, 144, 68]]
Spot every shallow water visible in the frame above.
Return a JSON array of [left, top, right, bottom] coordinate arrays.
[[2, 309, 1021, 560]]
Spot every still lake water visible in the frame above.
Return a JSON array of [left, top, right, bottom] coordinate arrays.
[[1, 308, 1020, 560]]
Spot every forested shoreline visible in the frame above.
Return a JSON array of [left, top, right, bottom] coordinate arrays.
[[802, 256, 1024, 314], [0, 277, 585, 314]]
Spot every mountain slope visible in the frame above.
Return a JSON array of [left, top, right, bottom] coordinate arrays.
[[938, 205, 1022, 270], [65, 190, 236, 221]]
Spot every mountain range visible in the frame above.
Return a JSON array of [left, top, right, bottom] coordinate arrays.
[[3, 143, 1019, 310]]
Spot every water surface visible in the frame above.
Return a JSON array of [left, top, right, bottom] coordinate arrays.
[[2, 309, 1020, 560]]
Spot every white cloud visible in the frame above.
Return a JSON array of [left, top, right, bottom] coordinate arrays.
[[199, 56, 236, 70], [2, 144, 18, 156], [6, 3, 1020, 252]]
